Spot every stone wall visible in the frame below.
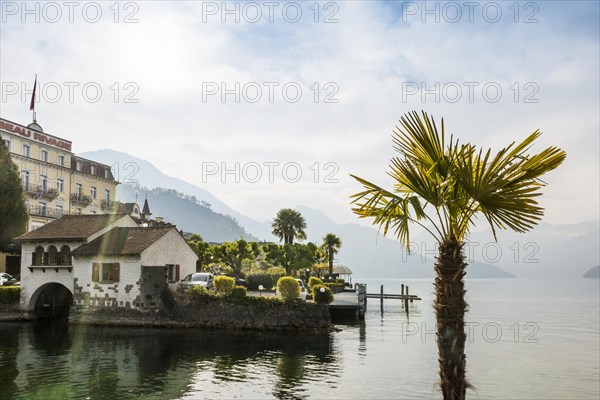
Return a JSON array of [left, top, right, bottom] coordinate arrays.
[[70, 298, 331, 333]]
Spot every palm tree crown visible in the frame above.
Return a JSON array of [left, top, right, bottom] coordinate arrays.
[[271, 208, 307, 244], [322, 233, 342, 276]]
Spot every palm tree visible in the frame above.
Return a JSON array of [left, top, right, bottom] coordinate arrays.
[[271, 208, 307, 244], [322, 233, 342, 276], [350, 111, 565, 400]]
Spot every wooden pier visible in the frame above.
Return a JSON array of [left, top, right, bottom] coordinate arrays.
[[329, 284, 421, 320]]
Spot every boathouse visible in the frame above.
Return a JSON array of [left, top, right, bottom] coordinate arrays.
[[15, 214, 197, 317]]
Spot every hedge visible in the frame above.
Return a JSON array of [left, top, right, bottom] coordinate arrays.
[[247, 273, 274, 291], [0, 286, 20, 304]]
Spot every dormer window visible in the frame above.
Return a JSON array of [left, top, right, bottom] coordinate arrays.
[[90, 164, 96, 175]]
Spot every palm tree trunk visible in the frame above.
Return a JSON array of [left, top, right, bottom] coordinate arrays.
[[434, 236, 469, 400], [328, 247, 333, 276]]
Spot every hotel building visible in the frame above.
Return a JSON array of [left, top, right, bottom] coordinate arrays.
[[0, 117, 119, 232]]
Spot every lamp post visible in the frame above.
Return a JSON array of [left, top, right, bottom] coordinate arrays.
[[258, 285, 264, 296]]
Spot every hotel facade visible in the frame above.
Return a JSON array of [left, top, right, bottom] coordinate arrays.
[[0, 117, 119, 232]]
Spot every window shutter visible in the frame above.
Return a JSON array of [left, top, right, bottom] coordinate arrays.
[[31, 252, 36, 265], [92, 263, 100, 282], [176, 264, 180, 281], [43, 252, 49, 265], [113, 263, 120, 283]]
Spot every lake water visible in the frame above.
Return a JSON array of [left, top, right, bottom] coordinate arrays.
[[0, 279, 598, 399]]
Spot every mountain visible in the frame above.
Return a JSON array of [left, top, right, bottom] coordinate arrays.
[[80, 149, 598, 279], [583, 266, 600, 278], [79, 149, 273, 239], [117, 184, 257, 243], [295, 205, 514, 279]]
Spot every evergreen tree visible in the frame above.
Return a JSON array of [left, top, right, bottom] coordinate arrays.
[[0, 138, 28, 252]]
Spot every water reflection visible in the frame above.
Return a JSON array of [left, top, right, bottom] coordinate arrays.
[[0, 321, 339, 399]]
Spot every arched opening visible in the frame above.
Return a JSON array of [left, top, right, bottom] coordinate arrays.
[[29, 283, 73, 319], [60, 245, 71, 266], [33, 246, 44, 265], [48, 246, 58, 265]]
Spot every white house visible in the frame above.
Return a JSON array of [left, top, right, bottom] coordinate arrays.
[[15, 214, 197, 317]]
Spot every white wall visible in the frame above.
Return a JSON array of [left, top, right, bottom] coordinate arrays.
[[141, 229, 197, 289], [72, 255, 141, 309]]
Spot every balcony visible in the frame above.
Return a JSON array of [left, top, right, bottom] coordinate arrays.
[[27, 204, 65, 219], [100, 199, 113, 211], [24, 184, 60, 199], [70, 193, 93, 205]]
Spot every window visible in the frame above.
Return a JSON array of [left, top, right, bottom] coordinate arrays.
[[60, 245, 71, 265], [48, 245, 58, 265], [104, 169, 109, 179], [56, 204, 63, 216], [92, 263, 120, 283], [57, 178, 64, 192], [75, 183, 82, 196], [41, 150, 48, 162], [167, 264, 181, 282], [76, 161, 82, 171], [91, 186, 97, 199], [57, 155, 65, 167], [90, 164, 96, 175], [76, 208, 82, 215], [21, 171, 29, 187], [33, 246, 44, 265], [40, 175, 47, 191], [4, 138, 10, 151], [104, 189, 110, 203], [23, 143, 30, 157], [39, 201, 46, 212]]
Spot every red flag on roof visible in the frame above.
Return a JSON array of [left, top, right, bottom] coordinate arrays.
[[29, 75, 37, 111]]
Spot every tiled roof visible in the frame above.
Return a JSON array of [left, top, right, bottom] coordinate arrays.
[[15, 214, 129, 242], [72, 226, 174, 256]]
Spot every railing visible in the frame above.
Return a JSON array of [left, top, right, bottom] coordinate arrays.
[[101, 199, 113, 210], [71, 193, 93, 205], [27, 204, 65, 218], [24, 184, 59, 199]]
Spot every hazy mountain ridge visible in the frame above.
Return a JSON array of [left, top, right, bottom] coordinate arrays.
[[583, 266, 600, 278], [116, 184, 257, 242], [81, 149, 599, 279]]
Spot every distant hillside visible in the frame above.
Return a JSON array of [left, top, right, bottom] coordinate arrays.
[[583, 266, 600, 278], [117, 184, 257, 243], [80, 149, 273, 239]]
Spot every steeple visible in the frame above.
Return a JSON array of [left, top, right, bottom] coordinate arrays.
[[142, 196, 151, 218]]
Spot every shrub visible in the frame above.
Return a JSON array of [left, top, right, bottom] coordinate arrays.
[[308, 277, 324, 289], [312, 284, 334, 304], [214, 276, 236, 295], [186, 285, 215, 303], [277, 276, 300, 303], [160, 288, 176, 310], [0, 286, 20, 304], [229, 285, 247, 301], [267, 267, 286, 288], [336, 278, 345, 284], [247, 273, 273, 290]]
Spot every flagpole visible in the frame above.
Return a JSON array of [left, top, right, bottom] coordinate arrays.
[[30, 74, 37, 123]]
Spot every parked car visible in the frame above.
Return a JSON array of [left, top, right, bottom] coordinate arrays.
[[276, 278, 307, 302], [0, 273, 19, 286], [224, 274, 248, 288], [177, 273, 214, 292]]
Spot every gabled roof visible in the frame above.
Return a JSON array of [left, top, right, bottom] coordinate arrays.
[[72, 226, 174, 256], [15, 214, 129, 243]]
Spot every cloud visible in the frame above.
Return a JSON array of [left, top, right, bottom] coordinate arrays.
[[1, 0, 598, 226]]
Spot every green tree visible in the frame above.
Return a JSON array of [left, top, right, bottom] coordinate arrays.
[[212, 239, 260, 276], [0, 138, 28, 252], [350, 111, 565, 400], [263, 242, 317, 275], [187, 234, 212, 272], [321, 233, 342, 276], [271, 208, 307, 244]]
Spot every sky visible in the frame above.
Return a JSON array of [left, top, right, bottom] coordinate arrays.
[[1, 0, 598, 227]]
